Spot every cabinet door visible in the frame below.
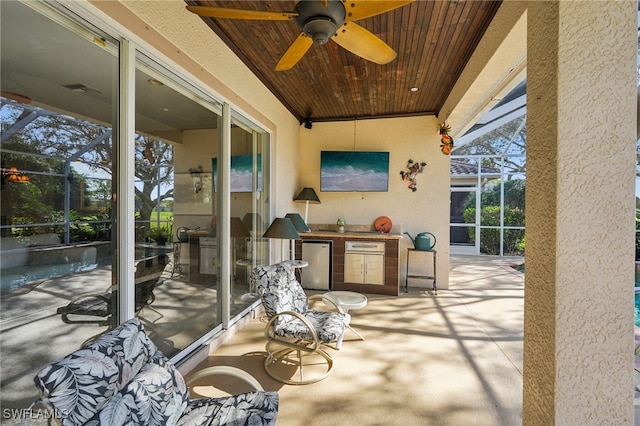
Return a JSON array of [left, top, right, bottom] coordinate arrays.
[[344, 253, 364, 283], [364, 254, 384, 285]]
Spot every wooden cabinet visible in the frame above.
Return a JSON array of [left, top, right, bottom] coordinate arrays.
[[297, 233, 401, 296], [344, 241, 385, 285], [344, 252, 384, 285]]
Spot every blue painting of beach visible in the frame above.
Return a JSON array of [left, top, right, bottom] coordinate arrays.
[[212, 154, 262, 192], [230, 154, 261, 192], [320, 151, 389, 192]]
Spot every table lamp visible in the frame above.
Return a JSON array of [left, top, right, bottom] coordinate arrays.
[[294, 187, 320, 224], [242, 213, 264, 231], [285, 213, 310, 233], [285, 213, 310, 260], [263, 217, 301, 261], [230, 216, 250, 238]]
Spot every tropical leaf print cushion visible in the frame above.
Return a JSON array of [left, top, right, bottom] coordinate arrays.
[[33, 318, 160, 425]]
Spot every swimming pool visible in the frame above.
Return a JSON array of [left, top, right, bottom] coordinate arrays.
[[636, 292, 640, 327]]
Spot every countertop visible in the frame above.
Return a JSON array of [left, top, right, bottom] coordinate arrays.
[[301, 230, 403, 240]]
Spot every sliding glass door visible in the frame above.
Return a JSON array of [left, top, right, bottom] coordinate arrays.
[[228, 112, 270, 318], [1, 0, 272, 411], [134, 53, 224, 357], [1, 0, 119, 410]]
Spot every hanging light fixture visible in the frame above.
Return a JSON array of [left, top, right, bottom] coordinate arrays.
[[2, 166, 30, 183]]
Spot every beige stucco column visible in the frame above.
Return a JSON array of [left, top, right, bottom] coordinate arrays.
[[524, 1, 637, 424]]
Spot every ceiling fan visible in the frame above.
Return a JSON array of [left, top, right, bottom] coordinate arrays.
[[186, 1, 414, 71]]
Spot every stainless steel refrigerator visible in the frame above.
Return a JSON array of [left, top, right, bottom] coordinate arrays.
[[301, 241, 331, 290]]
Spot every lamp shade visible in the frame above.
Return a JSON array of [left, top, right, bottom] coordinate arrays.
[[294, 187, 320, 204], [242, 213, 264, 231], [230, 217, 250, 237], [263, 218, 301, 240], [285, 213, 310, 232]]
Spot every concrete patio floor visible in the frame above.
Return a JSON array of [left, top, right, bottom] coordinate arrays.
[[186, 254, 527, 425], [6, 254, 638, 424]]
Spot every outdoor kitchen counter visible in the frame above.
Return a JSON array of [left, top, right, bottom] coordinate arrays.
[[302, 230, 403, 240], [295, 229, 403, 296]]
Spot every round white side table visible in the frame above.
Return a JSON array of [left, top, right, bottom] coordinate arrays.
[[322, 290, 367, 340]]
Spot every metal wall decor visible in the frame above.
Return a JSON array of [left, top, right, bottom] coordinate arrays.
[[400, 159, 426, 192], [439, 122, 454, 155]]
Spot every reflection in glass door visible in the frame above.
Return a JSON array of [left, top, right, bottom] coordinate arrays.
[[0, 1, 119, 410], [450, 187, 479, 255], [229, 112, 269, 318], [134, 53, 223, 358]]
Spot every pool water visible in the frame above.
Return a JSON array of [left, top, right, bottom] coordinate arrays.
[[636, 292, 640, 327]]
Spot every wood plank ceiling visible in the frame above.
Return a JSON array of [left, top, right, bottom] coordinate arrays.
[[185, 0, 502, 123]]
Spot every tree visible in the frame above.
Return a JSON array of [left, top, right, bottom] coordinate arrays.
[[1, 102, 174, 240], [134, 134, 174, 228]]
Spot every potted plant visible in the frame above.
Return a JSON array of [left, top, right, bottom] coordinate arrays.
[[148, 224, 171, 246]]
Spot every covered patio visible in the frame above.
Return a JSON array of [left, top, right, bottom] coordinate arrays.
[[1, 254, 529, 425], [186, 255, 526, 425], [1, 2, 637, 423]]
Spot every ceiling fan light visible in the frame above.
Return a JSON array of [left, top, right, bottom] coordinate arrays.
[[303, 17, 337, 45]]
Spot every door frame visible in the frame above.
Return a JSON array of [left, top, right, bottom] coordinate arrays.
[[450, 186, 480, 255]]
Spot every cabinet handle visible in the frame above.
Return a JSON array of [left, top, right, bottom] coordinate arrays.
[[351, 244, 379, 249]]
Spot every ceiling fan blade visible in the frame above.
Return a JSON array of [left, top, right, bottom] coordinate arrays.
[[344, 1, 414, 21], [332, 22, 396, 65], [276, 33, 314, 71], [186, 6, 297, 21]]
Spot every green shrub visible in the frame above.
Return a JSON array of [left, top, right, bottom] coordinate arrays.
[[464, 206, 525, 255]]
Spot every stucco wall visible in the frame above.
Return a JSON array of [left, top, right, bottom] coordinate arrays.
[[525, 2, 636, 424], [297, 116, 450, 289]]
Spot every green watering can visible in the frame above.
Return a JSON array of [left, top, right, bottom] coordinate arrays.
[[404, 231, 436, 251]]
